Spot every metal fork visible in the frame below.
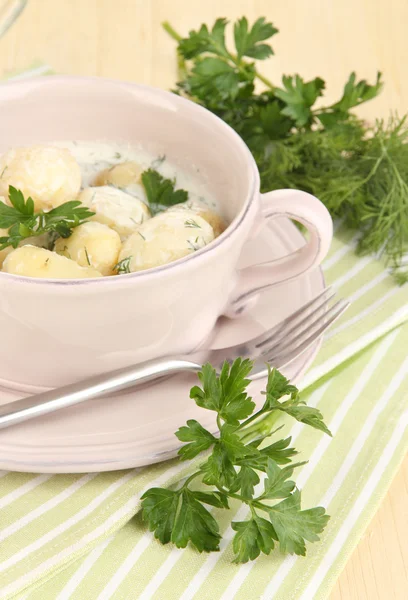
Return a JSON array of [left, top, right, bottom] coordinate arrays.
[[0, 290, 349, 430]]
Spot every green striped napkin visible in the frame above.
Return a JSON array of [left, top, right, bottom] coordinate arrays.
[[0, 223, 406, 600], [1, 62, 54, 80], [1, 70, 408, 600]]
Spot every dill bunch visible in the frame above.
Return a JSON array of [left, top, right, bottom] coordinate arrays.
[[256, 117, 408, 282]]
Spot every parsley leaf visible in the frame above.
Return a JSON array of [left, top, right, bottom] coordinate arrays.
[[190, 359, 255, 425], [281, 402, 332, 436], [258, 436, 298, 465], [0, 186, 94, 250], [234, 17, 278, 60], [200, 442, 237, 488], [318, 72, 383, 126], [178, 18, 229, 60], [338, 71, 383, 109], [233, 436, 298, 476], [41, 201, 94, 238], [176, 419, 216, 460], [200, 425, 253, 488], [192, 490, 229, 509], [177, 24, 213, 59], [0, 186, 35, 227], [190, 363, 223, 412], [141, 487, 221, 552], [262, 367, 299, 407], [188, 58, 241, 99], [141, 168, 188, 214], [232, 515, 276, 563], [219, 359, 256, 423], [274, 75, 325, 127], [262, 368, 332, 436], [229, 465, 260, 499], [258, 100, 293, 139], [171, 488, 221, 552], [261, 458, 304, 500], [268, 490, 329, 556], [220, 424, 255, 458], [141, 488, 179, 544]]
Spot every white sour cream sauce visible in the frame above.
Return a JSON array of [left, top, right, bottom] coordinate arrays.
[[53, 140, 219, 212]]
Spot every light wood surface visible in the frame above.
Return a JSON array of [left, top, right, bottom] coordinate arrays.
[[0, 2, 407, 598]]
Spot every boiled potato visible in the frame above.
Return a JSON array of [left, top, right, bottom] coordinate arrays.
[[78, 186, 150, 239], [93, 161, 142, 188], [55, 222, 121, 276], [168, 198, 225, 237], [118, 209, 214, 272], [0, 146, 81, 211], [0, 230, 52, 267], [3, 246, 102, 279]]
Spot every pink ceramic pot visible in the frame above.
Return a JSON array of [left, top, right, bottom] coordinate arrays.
[[0, 76, 332, 388]]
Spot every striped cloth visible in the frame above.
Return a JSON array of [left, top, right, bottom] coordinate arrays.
[[1, 68, 408, 599], [0, 220, 407, 600]]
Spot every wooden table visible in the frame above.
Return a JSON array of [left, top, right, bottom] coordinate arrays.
[[0, 1, 407, 598]]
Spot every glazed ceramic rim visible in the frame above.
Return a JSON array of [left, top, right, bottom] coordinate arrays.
[[0, 75, 259, 287]]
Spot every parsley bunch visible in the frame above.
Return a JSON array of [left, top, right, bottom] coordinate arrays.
[[142, 360, 330, 562], [164, 17, 408, 283], [0, 186, 94, 250]]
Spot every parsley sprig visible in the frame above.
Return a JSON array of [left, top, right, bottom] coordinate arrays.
[[142, 360, 330, 562], [0, 186, 94, 250], [164, 17, 408, 283], [141, 168, 188, 215]]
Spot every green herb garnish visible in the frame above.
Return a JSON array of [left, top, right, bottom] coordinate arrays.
[[114, 256, 132, 274], [164, 17, 408, 283], [187, 237, 201, 251], [142, 360, 330, 562], [184, 218, 201, 228], [84, 246, 91, 266], [141, 168, 188, 215], [0, 186, 94, 250]]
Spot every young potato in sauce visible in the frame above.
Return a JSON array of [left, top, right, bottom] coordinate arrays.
[[168, 198, 225, 237], [3, 246, 102, 279], [55, 222, 121, 276], [118, 209, 214, 272], [0, 146, 81, 211], [78, 186, 150, 239], [93, 161, 142, 188]]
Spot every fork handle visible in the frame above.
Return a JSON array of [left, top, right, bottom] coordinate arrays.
[[0, 358, 200, 430]]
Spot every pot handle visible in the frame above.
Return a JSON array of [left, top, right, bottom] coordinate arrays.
[[223, 189, 333, 318]]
